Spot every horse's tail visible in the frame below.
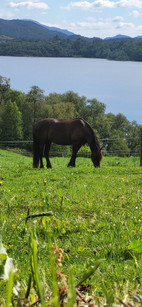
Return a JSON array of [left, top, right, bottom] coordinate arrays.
[[33, 133, 40, 168]]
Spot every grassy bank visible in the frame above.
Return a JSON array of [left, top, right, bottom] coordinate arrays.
[[0, 149, 142, 306]]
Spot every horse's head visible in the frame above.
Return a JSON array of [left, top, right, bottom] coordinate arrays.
[[91, 148, 103, 168]]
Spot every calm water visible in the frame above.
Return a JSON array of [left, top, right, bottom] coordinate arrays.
[[0, 56, 142, 124]]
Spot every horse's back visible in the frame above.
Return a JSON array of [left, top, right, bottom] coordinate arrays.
[[49, 118, 85, 145], [33, 117, 87, 144]]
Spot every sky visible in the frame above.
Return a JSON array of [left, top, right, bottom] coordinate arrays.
[[1, 0, 142, 39]]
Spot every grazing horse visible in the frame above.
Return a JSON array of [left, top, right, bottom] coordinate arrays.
[[33, 118, 102, 168]]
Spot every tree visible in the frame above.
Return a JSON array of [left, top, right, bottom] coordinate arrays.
[[107, 129, 130, 156], [111, 113, 130, 135], [28, 86, 45, 124], [0, 99, 23, 141], [47, 102, 75, 119], [85, 98, 106, 125], [62, 91, 87, 117], [9, 89, 33, 141], [80, 98, 107, 140], [46, 91, 86, 119], [0, 76, 10, 105], [127, 121, 141, 155], [46, 93, 64, 106]]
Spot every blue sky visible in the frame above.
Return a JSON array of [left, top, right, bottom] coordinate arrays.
[[1, 0, 142, 38]]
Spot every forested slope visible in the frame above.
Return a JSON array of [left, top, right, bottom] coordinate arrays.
[[0, 37, 142, 61]]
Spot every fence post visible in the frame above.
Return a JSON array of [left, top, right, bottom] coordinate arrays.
[[140, 128, 142, 166]]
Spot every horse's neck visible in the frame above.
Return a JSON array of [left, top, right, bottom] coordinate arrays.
[[85, 122, 100, 151], [90, 138, 100, 152]]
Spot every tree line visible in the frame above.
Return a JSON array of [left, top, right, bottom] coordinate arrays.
[[0, 37, 142, 61], [0, 76, 141, 156]]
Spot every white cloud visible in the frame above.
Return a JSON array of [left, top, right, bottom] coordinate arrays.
[[0, 10, 14, 19], [67, 16, 138, 38], [62, 0, 142, 10], [115, 21, 134, 29], [65, 1, 93, 10], [77, 20, 108, 30], [112, 16, 124, 22], [129, 10, 140, 18], [62, 0, 116, 10], [69, 18, 111, 37], [118, 0, 142, 9], [9, 0, 49, 10]]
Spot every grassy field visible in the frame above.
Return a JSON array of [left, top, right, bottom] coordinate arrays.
[[0, 149, 142, 306]]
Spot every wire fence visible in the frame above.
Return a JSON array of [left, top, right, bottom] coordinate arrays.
[[0, 136, 141, 158]]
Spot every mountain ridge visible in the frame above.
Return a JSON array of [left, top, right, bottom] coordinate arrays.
[[0, 18, 141, 41], [23, 19, 75, 36]]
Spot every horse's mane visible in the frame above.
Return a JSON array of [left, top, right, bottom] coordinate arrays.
[[78, 118, 100, 149]]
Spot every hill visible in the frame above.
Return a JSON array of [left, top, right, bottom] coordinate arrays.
[[0, 18, 71, 40], [105, 34, 131, 40]]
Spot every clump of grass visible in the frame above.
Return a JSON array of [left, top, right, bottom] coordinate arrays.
[[1, 229, 103, 306]]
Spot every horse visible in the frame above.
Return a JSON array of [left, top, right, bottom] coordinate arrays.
[[33, 118, 102, 168]]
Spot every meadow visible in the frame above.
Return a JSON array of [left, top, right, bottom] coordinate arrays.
[[0, 148, 142, 306]]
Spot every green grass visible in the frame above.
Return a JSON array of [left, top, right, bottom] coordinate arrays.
[[0, 149, 142, 305]]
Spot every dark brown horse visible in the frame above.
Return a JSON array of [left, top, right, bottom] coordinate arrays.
[[33, 118, 102, 168]]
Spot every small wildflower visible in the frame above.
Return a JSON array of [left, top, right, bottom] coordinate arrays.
[[121, 178, 125, 182], [44, 179, 47, 185], [0, 181, 3, 186], [134, 261, 138, 267]]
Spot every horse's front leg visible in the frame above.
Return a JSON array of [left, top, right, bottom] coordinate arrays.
[[68, 156, 76, 167], [68, 142, 82, 167], [45, 141, 52, 168]]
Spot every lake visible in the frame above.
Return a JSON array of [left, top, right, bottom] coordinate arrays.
[[0, 56, 142, 124]]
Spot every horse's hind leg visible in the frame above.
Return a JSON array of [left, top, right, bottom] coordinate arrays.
[[33, 136, 40, 168], [45, 141, 52, 168], [39, 143, 44, 168], [68, 142, 82, 167]]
